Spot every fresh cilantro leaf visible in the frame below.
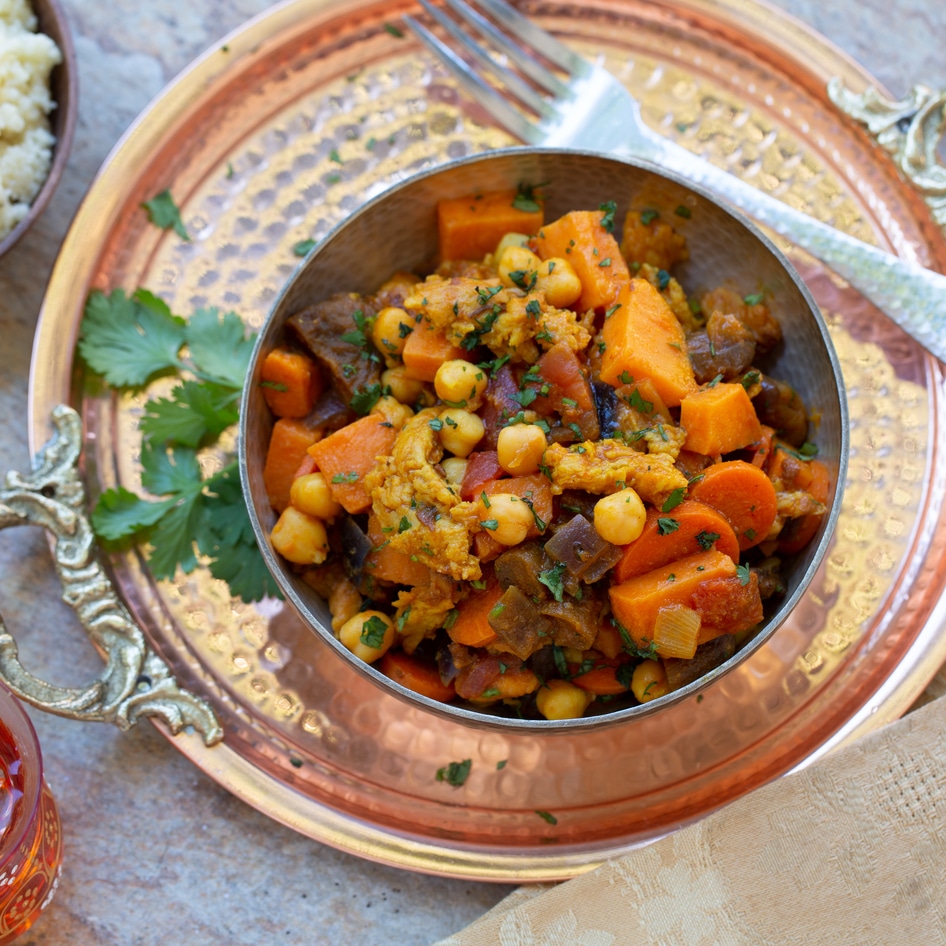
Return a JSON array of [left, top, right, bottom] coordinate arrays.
[[657, 517, 679, 535], [79, 289, 186, 387], [142, 189, 191, 240], [140, 380, 239, 447], [360, 615, 389, 648], [139, 443, 203, 497], [384, 22, 404, 37], [145, 492, 205, 578], [599, 200, 617, 232], [538, 561, 566, 602], [90, 486, 176, 543], [535, 810, 558, 825], [293, 239, 317, 257], [661, 488, 686, 512], [744, 292, 765, 306], [657, 269, 671, 290], [674, 205, 692, 218], [185, 308, 255, 388], [640, 209, 659, 225], [736, 564, 752, 586], [350, 383, 385, 415], [496, 760, 507, 770], [436, 759, 472, 787], [552, 645, 569, 678], [696, 530, 721, 551], [512, 181, 544, 213]]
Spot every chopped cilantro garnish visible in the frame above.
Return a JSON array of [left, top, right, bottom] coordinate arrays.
[[627, 387, 653, 414], [661, 488, 686, 512], [599, 200, 617, 232], [350, 382, 385, 415], [293, 239, 317, 257], [360, 615, 389, 649], [657, 269, 671, 290], [657, 517, 679, 535], [436, 759, 472, 787], [744, 292, 765, 306], [331, 472, 359, 484], [481, 519, 499, 531], [535, 810, 558, 825], [736, 564, 752, 586], [696, 530, 721, 550], [640, 209, 659, 226], [141, 189, 190, 241], [538, 562, 566, 602], [398, 516, 412, 533], [674, 205, 692, 218], [512, 180, 545, 213]]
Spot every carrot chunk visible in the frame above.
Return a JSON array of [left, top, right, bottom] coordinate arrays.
[[379, 651, 456, 702], [533, 209, 629, 313], [613, 499, 740, 582], [448, 574, 501, 648], [438, 189, 544, 261], [679, 382, 763, 456], [689, 460, 778, 550], [364, 514, 433, 587], [260, 348, 324, 418], [481, 474, 552, 539], [307, 416, 397, 514], [263, 418, 323, 512], [599, 278, 697, 408]]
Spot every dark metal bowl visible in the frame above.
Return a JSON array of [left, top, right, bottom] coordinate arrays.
[[0, 0, 77, 258], [240, 148, 848, 732]]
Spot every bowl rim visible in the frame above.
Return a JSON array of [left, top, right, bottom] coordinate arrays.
[[240, 145, 850, 733], [0, 0, 78, 258]]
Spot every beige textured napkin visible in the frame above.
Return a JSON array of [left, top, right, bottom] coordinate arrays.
[[437, 694, 946, 945]]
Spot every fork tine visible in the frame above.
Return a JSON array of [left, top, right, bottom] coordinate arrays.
[[440, 0, 573, 100], [418, 0, 557, 118], [403, 14, 545, 144], [473, 0, 591, 78]]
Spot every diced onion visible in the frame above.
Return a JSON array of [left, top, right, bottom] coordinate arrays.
[[653, 605, 701, 659]]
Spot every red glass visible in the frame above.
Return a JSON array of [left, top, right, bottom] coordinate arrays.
[[0, 684, 62, 943]]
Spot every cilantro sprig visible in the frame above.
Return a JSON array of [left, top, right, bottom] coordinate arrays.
[[79, 288, 280, 603]]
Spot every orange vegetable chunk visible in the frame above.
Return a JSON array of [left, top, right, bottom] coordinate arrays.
[[379, 650, 456, 702], [448, 573, 502, 648], [481, 474, 553, 539], [260, 348, 324, 418], [307, 415, 397, 514], [689, 459, 778, 550], [263, 418, 323, 513], [609, 550, 737, 654], [533, 209, 629, 313], [402, 320, 468, 382], [438, 189, 544, 262], [364, 515, 433, 587], [599, 278, 697, 408], [571, 658, 631, 695], [776, 458, 831, 554], [680, 382, 763, 456], [613, 499, 740, 582]]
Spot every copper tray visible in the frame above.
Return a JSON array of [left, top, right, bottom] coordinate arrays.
[[29, 0, 946, 881]]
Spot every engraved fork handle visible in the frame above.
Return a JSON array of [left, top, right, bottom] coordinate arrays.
[[604, 106, 946, 364]]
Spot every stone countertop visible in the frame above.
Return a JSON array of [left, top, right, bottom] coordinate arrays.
[[1, 1, 944, 944]]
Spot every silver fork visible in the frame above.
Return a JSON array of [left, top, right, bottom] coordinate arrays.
[[404, 0, 946, 364]]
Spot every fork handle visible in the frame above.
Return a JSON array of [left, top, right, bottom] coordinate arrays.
[[617, 133, 946, 364]]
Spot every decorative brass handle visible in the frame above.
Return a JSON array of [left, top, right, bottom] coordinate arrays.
[[0, 405, 223, 746]]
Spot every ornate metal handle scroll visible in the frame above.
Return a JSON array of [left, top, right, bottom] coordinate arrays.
[[0, 405, 223, 746], [828, 80, 946, 233]]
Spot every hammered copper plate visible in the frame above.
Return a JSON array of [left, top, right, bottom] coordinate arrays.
[[29, 0, 946, 881]]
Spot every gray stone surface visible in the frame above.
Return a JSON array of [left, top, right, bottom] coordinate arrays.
[[0, 1, 943, 944]]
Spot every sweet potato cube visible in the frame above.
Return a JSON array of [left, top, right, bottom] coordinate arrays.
[[533, 210, 630, 313], [364, 514, 433, 587], [609, 550, 736, 654], [260, 348, 324, 418], [599, 278, 697, 408], [263, 418, 323, 513], [307, 416, 397, 514], [438, 189, 544, 261], [402, 321, 468, 382], [680, 383, 763, 456]]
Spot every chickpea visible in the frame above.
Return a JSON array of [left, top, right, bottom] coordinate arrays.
[[536, 679, 594, 720], [481, 492, 534, 546], [289, 472, 342, 520], [337, 610, 396, 664], [371, 306, 413, 362], [434, 359, 488, 410], [593, 488, 647, 545], [535, 256, 583, 308], [382, 365, 426, 405], [494, 232, 530, 260], [497, 244, 541, 291], [371, 394, 413, 430], [496, 423, 547, 476], [438, 408, 485, 458], [631, 660, 669, 703], [270, 507, 330, 565], [441, 457, 468, 485]]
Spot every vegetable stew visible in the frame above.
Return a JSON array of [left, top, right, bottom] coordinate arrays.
[[259, 187, 830, 720]]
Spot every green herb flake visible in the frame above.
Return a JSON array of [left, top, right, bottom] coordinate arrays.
[[605, 303, 622, 319], [481, 519, 499, 531], [535, 810, 558, 825], [331, 471, 359, 484], [661, 488, 686, 512], [384, 22, 405, 37], [736, 564, 752, 586], [141, 189, 190, 241], [674, 204, 692, 219], [744, 292, 765, 306], [360, 615, 389, 649], [657, 517, 679, 535], [538, 561, 567, 602], [640, 209, 659, 226], [599, 200, 617, 233], [657, 269, 671, 290], [598, 257, 612, 268], [436, 759, 472, 787], [496, 760, 507, 770], [398, 516, 412, 533], [293, 239, 317, 257], [696, 530, 721, 551], [512, 181, 545, 213]]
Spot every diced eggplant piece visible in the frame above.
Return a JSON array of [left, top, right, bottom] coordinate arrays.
[[752, 374, 808, 446], [752, 557, 785, 600], [663, 634, 737, 691], [544, 514, 622, 582], [488, 586, 553, 661], [592, 381, 619, 439], [338, 516, 373, 582], [539, 596, 600, 650], [687, 311, 757, 384], [494, 541, 550, 599], [288, 292, 381, 404]]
